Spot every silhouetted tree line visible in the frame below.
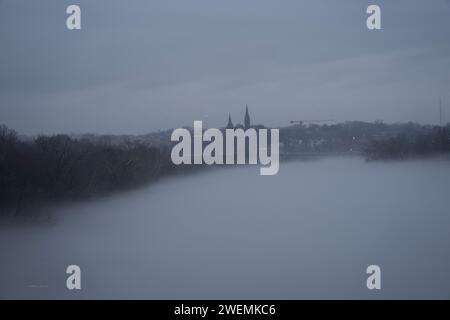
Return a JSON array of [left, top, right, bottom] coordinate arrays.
[[2, 121, 450, 215], [365, 125, 450, 160], [279, 121, 450, 157], [0, 125, 189, 215]]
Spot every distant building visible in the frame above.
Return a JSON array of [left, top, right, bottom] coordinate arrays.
[[244, 104, 251, 130], [226, 113, 234, 129], [226, 105, 251, 130]]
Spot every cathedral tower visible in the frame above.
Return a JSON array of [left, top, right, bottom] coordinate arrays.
[[226, 113, 234, 129], [244, 104, 251, 130]]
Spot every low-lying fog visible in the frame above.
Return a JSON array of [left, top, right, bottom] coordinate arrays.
[[1, 156, 450, 299]]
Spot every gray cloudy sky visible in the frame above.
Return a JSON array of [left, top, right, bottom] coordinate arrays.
[[0, 0, 449, 135]]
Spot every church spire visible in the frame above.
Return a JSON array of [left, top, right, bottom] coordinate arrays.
[[226, 113, 234, 129], [244, 104, 250, 129]]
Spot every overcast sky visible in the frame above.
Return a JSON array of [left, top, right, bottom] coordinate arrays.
[[0, 0, 449, 135]]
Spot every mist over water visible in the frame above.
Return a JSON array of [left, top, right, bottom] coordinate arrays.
[[1, 157, 450, 299]]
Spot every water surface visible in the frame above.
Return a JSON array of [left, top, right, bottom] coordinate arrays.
[[1, 157, 450, 299]]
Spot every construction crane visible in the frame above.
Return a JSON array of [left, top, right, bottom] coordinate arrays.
[[290, 120, 334, 126]]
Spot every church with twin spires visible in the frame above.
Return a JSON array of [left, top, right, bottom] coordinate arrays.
[[226, 105, 251, 130]]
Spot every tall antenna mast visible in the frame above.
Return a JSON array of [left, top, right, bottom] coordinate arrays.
[[440, 98, 443, 126]]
